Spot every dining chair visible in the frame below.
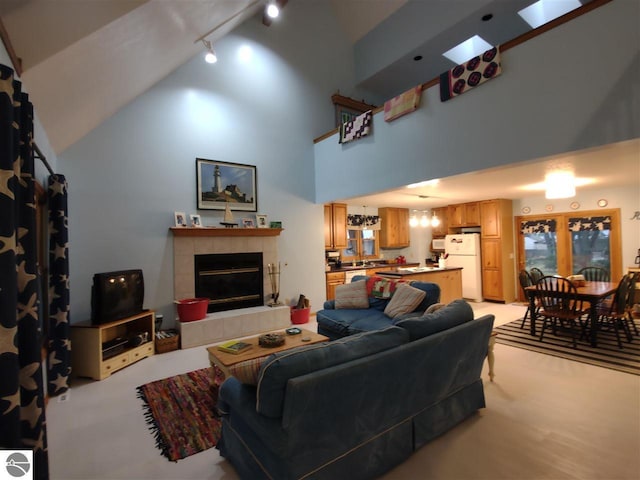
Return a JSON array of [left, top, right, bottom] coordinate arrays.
[[529, 267, 545, 284], [577, 266, 610, 282], [535, 276, 588, 348], [597, 273, 634, 348], [518, 269, 538, 329]]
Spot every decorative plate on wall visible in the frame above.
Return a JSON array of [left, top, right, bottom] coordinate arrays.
[[521, 206, 531, 214], [545, 204, 554, 212], [570, 201, 580, 210], [597, 199, 608, 207]]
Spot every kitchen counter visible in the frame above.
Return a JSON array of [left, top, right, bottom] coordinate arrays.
[[327, 262, 419, 273], [376, 267, 463, 304]]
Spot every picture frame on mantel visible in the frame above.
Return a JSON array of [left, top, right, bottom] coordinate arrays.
[[196, 158, 257, 212]]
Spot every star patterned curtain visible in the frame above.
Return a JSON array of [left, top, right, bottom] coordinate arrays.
[[0, 64, 49, 478], [47, 174, 71, 396]]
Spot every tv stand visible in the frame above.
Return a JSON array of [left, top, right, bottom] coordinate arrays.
[[70, 310, 155, 380]]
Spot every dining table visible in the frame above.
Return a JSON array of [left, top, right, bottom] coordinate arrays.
[[525, 280, 618, 347]]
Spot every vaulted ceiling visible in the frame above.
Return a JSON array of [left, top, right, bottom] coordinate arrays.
[[1, 0, 635, 208]]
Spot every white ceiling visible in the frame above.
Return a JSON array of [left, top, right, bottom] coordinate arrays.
[[0, 0, 637, 207]]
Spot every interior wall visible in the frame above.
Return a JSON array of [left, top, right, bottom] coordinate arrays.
[[314, 0, 639, 204], [56, 2, 359, 324]]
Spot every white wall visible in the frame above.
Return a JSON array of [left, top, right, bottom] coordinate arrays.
[[57, 2, 361, 324], [314, 0, 639, 203]]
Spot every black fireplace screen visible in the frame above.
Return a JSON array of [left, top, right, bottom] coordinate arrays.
[[194, 252, 263, 313]]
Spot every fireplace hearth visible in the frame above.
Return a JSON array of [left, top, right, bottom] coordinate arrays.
[[195, 252, 263, 313]]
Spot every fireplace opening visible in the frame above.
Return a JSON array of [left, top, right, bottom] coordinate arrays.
[[194, 252, 263, 313]]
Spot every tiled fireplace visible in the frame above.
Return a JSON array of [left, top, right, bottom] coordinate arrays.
[[171, 228, 289, 348]]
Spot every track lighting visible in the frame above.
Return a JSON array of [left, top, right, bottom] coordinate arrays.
[[202, 39, 217, 64], [266, 2, 279, 18]]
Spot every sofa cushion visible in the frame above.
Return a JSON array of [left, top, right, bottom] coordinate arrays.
[[334, 280, 369, 309], [366, 276, 406, 299], [395, 299, 474, 340], [383, 283, 427, 318], [256, 326, 410, 417], [228, 357, 269, 385]]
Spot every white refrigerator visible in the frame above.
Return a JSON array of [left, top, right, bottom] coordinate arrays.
[[445, 233, 483, 302]]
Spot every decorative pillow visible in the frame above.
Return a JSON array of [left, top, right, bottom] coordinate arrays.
[[395, 299, 474, 340], [228, 357, 268, 385], [383, 283, 426, 318], [425, 302, 446, 314], [334, 280, 369, 309], [366, 276, 406, 299]]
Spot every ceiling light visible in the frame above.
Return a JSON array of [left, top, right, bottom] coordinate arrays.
[[430, 212, 441, 228], [266, 3, 279, 19], [409, 210, 419, 227], [545, 170, 576, 199], [443, 35, 492, 65], [420, 212, 429, 227], [202, 39, 217, 64], [518, 0, 581, 29]]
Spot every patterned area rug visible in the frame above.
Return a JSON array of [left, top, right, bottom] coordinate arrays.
[[494, 319, 640, 376], [137, 367, 221, 461]]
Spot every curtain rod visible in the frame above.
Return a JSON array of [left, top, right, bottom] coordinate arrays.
[[33, 142, 54, 176]]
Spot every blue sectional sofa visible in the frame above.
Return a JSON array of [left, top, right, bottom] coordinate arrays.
[[217, 300, 494, 480], [317, 275, 441, 340]]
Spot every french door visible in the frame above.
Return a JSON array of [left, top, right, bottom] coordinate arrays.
[[515, 209, 622, 297]]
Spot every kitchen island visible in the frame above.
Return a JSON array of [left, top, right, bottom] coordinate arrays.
[[376, 266, 463, 304]]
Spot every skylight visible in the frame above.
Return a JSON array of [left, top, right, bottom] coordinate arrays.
[[518, 0, 581, 29], [442, 35, 493, 65]]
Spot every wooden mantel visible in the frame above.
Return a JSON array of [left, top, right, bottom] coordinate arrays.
[[170, 227, 283, 237]]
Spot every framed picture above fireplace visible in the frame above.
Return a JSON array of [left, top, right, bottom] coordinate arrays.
[[196, 158, 257, 212]]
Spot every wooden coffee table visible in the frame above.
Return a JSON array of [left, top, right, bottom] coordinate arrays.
[[207, 329, 329, 380]]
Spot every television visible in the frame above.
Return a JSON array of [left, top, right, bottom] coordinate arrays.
[[91, 269, 145, 324]]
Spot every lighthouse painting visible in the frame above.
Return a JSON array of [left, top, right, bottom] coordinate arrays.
[[196, 158, 257, 211]]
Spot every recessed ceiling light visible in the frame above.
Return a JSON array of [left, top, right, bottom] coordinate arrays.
[[413, 55, 423, 61], [518, 0, 580, 29], [442, 35, 492, 65]]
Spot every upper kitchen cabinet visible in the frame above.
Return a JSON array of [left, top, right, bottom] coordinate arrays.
[[324, 203, 348, 250], [431, 206, 448, 238], [448, 202, 480, 228], [379, 207, 410, 248]]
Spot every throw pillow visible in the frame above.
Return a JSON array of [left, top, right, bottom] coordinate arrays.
[[395, 299, 474, 340], [334, 280, 369, 309], [366, 276, 406, 299], [228, 356, 268, 385], [383, 283, 426, 318]]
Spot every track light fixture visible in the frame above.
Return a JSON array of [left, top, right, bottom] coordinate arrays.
[[266, 2, 279, 18], [263, 0, 287, 26], [202, 39, 217, 64]]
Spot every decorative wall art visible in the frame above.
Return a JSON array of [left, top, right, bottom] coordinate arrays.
[[384, 85, 423, 122], [196, 158, 257, 211], [440, 46, 502, 102], [339, 110, 373, 144]]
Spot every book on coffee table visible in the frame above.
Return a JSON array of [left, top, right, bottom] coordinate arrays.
[[217, 340, 252, 354]]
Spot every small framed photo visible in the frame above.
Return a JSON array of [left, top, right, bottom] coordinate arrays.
[[242, 218, 255, 228], [190, 214, 202, 227], [256, 214, 268, 228], [269, 221, 282, 229], [174, 211, 187, 227]]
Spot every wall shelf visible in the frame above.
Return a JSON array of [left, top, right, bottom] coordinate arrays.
[[170, 227, 283, 237]]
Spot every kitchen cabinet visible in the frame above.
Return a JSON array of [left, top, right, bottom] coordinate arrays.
[[379, 207, 410, 248], [479, 199, 515, 302], [326, 271, 346, 300], [448, 202, 480, 228], [324, 203, 348, 250], [431, 207, 448, 237], [70, 310, 155, 380]]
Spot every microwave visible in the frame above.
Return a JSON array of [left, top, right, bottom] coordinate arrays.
[[432, 238, 446, 250]]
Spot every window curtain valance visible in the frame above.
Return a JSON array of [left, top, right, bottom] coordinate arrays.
[[347, 214, 381, 230], [568, 216, 611, 231], [520, 219, 556, 234]]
